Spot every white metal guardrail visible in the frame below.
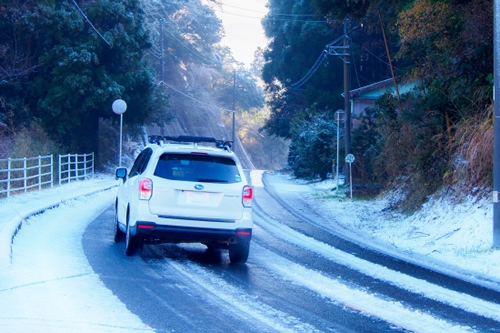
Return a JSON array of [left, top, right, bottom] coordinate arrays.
[[0, 155, 54, 198], [58, 153, 94, 185], [0, 153, 95, 198]]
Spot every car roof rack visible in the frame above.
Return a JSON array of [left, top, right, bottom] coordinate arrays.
[[148, 135, 233, 152]]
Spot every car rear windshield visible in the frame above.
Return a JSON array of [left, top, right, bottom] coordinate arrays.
[[154, 153, 242, 183]]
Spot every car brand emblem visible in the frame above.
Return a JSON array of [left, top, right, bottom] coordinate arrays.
[[194, 184, 204, 190]]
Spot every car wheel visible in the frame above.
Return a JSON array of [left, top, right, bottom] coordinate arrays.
[[113, 206, 125, 242], [228, 242, 250, 264], [125, 215, 141, 256]]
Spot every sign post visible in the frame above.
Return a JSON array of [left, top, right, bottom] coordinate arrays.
[[345, 153, 355, 199]]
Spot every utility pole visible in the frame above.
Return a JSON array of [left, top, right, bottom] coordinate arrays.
[[493, 0, 500, 246], [378, 11, 399, 100], [326, 21, 352, 186], [160, 19, 164, 83], [232, 69, 236, 153], [159, 19, 165, 136], [343, 20, 351, 185]]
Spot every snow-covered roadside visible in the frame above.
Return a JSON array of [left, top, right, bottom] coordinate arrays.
[[288, 174, 500, 284], [1, 170, 499, 333], [0, 183, 153, 333], [0, 176, 118, 267]]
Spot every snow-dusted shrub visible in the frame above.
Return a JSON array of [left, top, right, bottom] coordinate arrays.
[[288, 109, 337, 180]]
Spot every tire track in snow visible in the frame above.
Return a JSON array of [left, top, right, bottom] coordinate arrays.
[[248, 172, 500, 331], [250, 243, 475, 333], [252, 208, 500, 325], [144, 245, 323, 333]]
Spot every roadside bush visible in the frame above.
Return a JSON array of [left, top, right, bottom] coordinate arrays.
[[355, 91, 450, 212], [447, 104, 493, 194], [288, 109, 337, 180], [351, 107, 379, 186], [1, 120, 63, 159]]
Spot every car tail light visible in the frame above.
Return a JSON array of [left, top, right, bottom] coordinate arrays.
[[139, 178, 152, 200], [242, 185, 253, 207], [137, 224, 154, 229]]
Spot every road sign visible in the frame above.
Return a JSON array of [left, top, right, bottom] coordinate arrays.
[[345, 153, 355, 164], [334, 109, 345, 123]]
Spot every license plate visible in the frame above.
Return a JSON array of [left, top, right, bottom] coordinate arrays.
[[185, 191, 210, 206]]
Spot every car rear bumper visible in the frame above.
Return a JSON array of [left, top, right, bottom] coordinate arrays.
[[135, 221, 252, 245]]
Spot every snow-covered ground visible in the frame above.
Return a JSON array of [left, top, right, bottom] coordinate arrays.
[[292, 174, 500, 285], [0, 171, 499, 332], [0, 177, 153, 332]]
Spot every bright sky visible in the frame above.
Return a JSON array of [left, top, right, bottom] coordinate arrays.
[[209, 0, 269, 66]]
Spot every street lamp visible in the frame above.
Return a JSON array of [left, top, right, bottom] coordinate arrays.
[[112, 99, 127, 167]]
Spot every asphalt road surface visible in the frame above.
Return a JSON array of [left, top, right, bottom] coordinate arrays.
[[83, 172, 500, 332]]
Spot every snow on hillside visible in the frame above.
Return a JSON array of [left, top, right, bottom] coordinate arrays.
[[296, 176, 500, 287]]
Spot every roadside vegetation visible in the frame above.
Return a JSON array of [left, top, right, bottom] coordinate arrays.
[[0, 0, 288, 171], [262, 0, 493, 211], [0, 0, 494, 212]]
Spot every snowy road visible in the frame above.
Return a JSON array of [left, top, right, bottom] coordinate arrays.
[[87, 172, 500, 332], [1, 172, 500, 332]]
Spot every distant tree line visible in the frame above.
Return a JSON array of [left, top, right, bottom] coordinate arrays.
[[0, 0, 163, 157], [0, 0, 287, 170], [262, 0, 493, 210]]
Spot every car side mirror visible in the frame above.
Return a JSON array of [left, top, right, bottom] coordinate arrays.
[[116, 167, 127, 182]]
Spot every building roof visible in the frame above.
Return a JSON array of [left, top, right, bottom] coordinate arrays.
[[348, 78, 416, 100]]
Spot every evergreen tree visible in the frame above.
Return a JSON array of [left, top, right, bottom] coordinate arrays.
[[261, 0, 344, 139], [0, 0, 162, 156]]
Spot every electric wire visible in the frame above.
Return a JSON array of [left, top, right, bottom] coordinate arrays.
[[69, 0, 111, 47], [159, 81, 265, 138], [290, 51, 328, 89], [362, 47, 400, 71], [290, 27, 355, 89], [163, 24, 211, 64], [159, 81, 234, 113], [351, 49, 361, 88], [286, 0, 391, 90], [211, 6, 326, 22], [217, 2, 315, 16], [156, 17, 219, 66]]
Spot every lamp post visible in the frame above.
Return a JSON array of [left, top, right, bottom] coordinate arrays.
[[112, 99, 127, 167]]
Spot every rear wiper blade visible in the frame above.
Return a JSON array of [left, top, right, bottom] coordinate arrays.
[[197, 179, 228, 183]]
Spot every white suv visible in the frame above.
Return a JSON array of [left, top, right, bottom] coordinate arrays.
[[114, 136, 253, 264]]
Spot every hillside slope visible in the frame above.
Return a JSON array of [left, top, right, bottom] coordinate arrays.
[[146, 104, 256, 170]]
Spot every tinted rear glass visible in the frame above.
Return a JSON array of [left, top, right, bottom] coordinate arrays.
[[154, 153, 242, 183]]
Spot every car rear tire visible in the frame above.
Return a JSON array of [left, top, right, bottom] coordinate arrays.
[[228, 242, 250, 264], [113, 206, 125, 242], [125, 217, 142, 256]]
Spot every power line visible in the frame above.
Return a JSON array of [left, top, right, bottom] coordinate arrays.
[[212, 6, 326, 22], [155, 19, 217, 65], [216, 1, 316, 17], [362, 47, 400, 71], [265, 17, 328, 23], [287, 0, 393, 90], [290, 51, 328, 89], [159, 81, 234, 113], [69, 0, 111, 47], [290, 26, 358, 89]]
